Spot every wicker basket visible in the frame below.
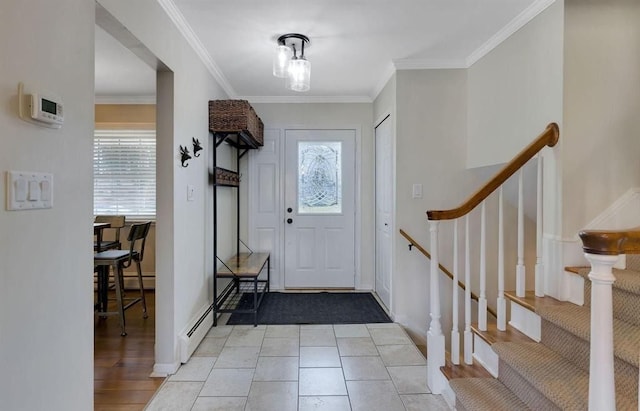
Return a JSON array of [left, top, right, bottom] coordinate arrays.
[[209, 100, 264, 146], [215, 167, 240, 186]]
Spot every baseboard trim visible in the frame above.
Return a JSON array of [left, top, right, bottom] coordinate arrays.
[[151, 361, 180, 377]]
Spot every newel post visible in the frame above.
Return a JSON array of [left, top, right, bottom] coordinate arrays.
[[584, 252, 617, 410], [427, 220, 445, 393]]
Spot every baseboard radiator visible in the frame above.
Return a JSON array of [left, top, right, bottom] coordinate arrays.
[[178, 303, 214, 363]]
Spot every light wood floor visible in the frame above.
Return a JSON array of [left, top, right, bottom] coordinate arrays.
[[94, 290, 164, 411]]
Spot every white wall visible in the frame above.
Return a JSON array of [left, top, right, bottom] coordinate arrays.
[[0, 1, 95, 410], [393, 69, 472, 339], [562, 0, 640, 236], [251, 103, 375, 289], [467, 0, 564, 169], [97, 0, 229, 373]]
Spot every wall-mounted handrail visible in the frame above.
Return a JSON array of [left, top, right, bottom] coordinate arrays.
[[399, 228, 497, 318], [427, 123, 559, 221]]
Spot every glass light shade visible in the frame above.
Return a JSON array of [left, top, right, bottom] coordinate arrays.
[[273, 45, 292, 78], [286, 58, 311, 92]]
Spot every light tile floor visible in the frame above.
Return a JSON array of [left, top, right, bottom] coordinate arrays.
[[145, 323, 449, 411]]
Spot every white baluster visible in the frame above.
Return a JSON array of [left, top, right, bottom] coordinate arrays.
[[479, 201, 487, 331], [427, 221, 445, 393], [464, 216, 472, 364], [516, 169, 526, 297], [535, 154, 544, 297], [497, 187, 506, 331], [451, 219, 460, 365], [585, 253, 618, 410]]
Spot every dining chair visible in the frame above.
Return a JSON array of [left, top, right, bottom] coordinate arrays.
[[94, 215, 126, 251], [94, 221, 151, 336]]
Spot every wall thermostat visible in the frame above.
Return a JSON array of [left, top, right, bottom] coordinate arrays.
[[17, 82, 64, 129], [30, 93, 64, 126]]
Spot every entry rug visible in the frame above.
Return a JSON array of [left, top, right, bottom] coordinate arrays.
[[226, 292, 392, 325]]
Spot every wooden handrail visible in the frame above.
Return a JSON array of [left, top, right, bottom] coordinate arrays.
[[427, 122, 559, 221], [579, 227, 640, 255], [399, 229, 497, 318]]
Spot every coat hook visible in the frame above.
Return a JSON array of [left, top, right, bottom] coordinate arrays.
[[192, 137, 203, 157], [408, 243, 413, 251], [180, 145, 192, 167]]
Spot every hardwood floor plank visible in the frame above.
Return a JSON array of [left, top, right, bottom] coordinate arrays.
[[95, 405, 147, 411], [94, 291, 163, 410], [95, 379, 164, 391]]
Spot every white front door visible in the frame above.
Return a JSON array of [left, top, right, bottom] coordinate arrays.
[[284, 129, 356, 288], [375, 116, 393, 309]]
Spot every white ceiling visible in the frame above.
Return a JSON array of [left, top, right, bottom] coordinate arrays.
[[95, 0, 553, 103]]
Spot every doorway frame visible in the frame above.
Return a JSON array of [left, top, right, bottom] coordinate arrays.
[[95, 4, 175, 376], [248, 124, 363, 291], [374, 110, 396, 314]]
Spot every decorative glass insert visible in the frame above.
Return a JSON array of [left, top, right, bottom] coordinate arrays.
[[298, 141, 342, 214]]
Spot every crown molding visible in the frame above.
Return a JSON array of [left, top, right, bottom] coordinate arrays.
[[157, 0, 237, 98], [370, 63, 397, 102], [393, 58, 467, 70], [465, 0, 556, 67], [242, 95, 373, 104], [95, 95, 156, 105]]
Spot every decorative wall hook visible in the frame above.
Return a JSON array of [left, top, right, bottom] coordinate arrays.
[[180, 145, 192, 167], [192, 137, 203, 157]]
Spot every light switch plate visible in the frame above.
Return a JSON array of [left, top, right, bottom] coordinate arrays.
[[6, 171, 53, 211], [412, 183, 423, 199]]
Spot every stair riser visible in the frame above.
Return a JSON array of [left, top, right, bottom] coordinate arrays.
[[472, 335, 499, 377], [542, 319, 639, 397], [498, 359, 560, 410], [583, 281, 640, 327], [509, 301, 541, 341]]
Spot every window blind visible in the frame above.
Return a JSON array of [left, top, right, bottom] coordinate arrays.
[[93, 129, 156, 219]]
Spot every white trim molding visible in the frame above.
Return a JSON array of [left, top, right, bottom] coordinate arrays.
[[151, 361, 181, 377], [95, 95, 156, 104], [393, 58, 467, 70], [242, 95, 373, 104], [466, 0, 556, 67], [582, 187, 640, 231], [157, 0, 236, 98]]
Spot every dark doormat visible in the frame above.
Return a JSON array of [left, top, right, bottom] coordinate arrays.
[[226, 292, 392, 325]]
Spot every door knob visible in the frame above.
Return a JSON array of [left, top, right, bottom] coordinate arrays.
[[287, 218, 293, 224]]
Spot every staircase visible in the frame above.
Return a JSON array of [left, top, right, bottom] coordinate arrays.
[[416, 123, 640, 409], [450, 264, 640, 410]]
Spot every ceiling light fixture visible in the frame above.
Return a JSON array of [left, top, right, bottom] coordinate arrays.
[[273, 33, 310, 92]]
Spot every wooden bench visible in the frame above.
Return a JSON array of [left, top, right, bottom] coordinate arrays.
[[214, 252, 270, 326]]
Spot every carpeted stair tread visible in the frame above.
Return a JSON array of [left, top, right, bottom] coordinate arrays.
[[536, 303, 640, 367], [573, 267, 640, 295], [492, 341, 589, 410], [449, 378, 530, 411]]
